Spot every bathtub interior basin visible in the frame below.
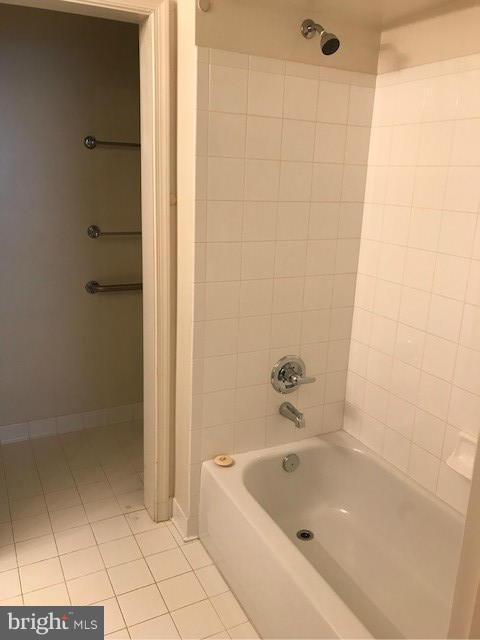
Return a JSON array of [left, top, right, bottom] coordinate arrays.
[[200, 432, 465, 639]]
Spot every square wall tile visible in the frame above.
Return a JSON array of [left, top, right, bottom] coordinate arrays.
[[208, 112, 246, 158], [317, 81, 349, 124], [284, 76, 318, 121], [248, 70, 284, 118], [210, 65, 248, 114], [246, 116, 282, 160]]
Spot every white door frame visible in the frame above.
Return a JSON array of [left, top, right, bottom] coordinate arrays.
[[2, 0, 174, 522]]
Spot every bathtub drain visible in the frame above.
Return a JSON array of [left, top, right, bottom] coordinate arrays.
[[296, 529, 314, 541]]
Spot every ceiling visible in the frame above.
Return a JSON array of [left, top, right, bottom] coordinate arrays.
[[274, 0, 476, 28]]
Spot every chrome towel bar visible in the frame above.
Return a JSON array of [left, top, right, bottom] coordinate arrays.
[[84, 135, 140, 150], [87, 225, 141, 239], [85, 280, 142, 294]]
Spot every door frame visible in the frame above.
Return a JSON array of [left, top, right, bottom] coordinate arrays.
[[1, 0, 175, 522]]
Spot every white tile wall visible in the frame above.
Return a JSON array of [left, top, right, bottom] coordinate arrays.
[[191, 47, 375, 526], [346, 54, 480, 515]]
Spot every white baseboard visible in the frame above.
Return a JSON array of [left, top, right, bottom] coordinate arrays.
[[0, 402, 143, 444], [172, 498, 199, 541]]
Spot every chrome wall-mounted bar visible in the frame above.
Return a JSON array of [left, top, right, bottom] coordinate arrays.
[[87, 225, 141, 239], [84, 135, 140, 150], [85, 280, 142, 294]]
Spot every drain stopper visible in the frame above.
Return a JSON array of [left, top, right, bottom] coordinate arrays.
[[296, 529, 314, 541]]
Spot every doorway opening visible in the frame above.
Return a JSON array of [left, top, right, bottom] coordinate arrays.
[[0, 2, 164, 548]]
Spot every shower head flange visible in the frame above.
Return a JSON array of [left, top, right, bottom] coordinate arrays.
[[301, 18, 320, 39]]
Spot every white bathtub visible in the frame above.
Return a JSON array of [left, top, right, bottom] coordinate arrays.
[[199, 432, 464, 639]]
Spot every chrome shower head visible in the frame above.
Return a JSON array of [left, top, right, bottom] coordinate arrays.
[[301, 19, 340, 56], [320, 31, 340, 55]]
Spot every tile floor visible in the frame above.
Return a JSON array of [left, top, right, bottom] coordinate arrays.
[[0, 422, 257, 639]]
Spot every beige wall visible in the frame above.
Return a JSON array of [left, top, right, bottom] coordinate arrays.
[[0, 5, 142, 426], [379, 3, 480, 73], [196, 0, 381, 74]]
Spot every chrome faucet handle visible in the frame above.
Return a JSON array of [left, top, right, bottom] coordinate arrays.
[[271, 356, 316, 394], [290, 373, 316, 386]]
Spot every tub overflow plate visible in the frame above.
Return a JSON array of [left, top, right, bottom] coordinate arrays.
[[282, 453, 299, 472]]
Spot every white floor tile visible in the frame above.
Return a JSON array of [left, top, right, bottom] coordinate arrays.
[[125, 510, 164, 534], [147, 548, 191, 582], [99, 536, 142, 568], [78, 481, 114, 504], [158, 572, 207, 611], [118, 584, 167, 627], [8, 482, 43, 502], [171, 599, 224, 639], [40, 472, 75, 495], [23, 583, 70, 606], [0, 544, 18, 572], [91, 515, 131, 544], [105, 629, 130, 639], [10, 495, 47, 520], [211, 592, 247, 629], [108, 559, 154, 595], [19, 557, 63, 593], [0, 568, 21, 599], [95, 597, 126, 635], [0, 425, 256, 640], [45, 487, 81, 511], [117, 490, 144, 514], [55, 524, 96, 555], [0, 503, 11, 524], [195, 565, 228, 597], [0, 522, 13, 546], [85, 498, 122, 524], [182, 541, 212, 569], [50, 505, 88, 533], [228, 622, 259, 639], [72, 465, 106, 486], [110, 473, 143, 496], [0, 595, 24, 606], [60, 546, 104, 580], [12, 513, 52, 542], [67, 570, 114, 605], [129, 613, 180, 639], [16, 534, 57, 566], [135, 528, 177, 557]]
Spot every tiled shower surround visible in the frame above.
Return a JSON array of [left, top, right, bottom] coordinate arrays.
[[190, 48, 375, 529], [187, 47, 480, 532], [345, 54, 480, 514]]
